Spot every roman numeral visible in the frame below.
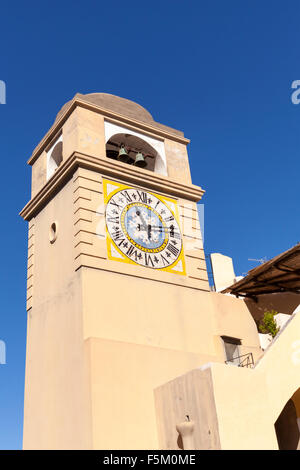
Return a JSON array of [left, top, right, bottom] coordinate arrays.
[[110, 200, 121, 210], [169, 225, 181, 239], [107, 215, 119, 224], [144, 253, 155, 267], [167, 243, 179, 257], [137, 191, 148, 203], [160, 254, 169, 266], [127, 245, 138, 261], [122, 191, 132, 203], [112, 230, 125, 246]]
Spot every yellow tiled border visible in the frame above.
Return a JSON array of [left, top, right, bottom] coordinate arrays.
[[103, 178, 186, 276]]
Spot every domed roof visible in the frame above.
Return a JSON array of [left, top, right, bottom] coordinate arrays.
[[55, 92, 154, 124]]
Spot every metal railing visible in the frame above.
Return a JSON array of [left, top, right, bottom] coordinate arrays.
[[225, 352, 254, 368]]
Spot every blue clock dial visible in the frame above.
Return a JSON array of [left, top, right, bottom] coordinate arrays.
[[106, 187, 182, 269]]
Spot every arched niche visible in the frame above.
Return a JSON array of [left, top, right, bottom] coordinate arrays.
[[47, 135, 63, 180], [106, 132, 165, 174], [274, 389, 300, 450]]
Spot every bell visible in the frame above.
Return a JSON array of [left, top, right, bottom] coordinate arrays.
[[134, 151, 147, 168], [117, 145, 130, 163]]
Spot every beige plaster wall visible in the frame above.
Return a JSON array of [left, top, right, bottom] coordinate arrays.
[[82, 269, 217, 355], [81, 270, 262, 360], [23, 179, 92, 449], [23, 101, 264, 450], [154, 367, 221, 450], [88, 338, 215, 449], [23, 175, 263, 449], [62, 107, 106, 161], [211, 293, 262, 363], [31, 106, 106, 198], [164, 139, 192, 184], [81, 267, 262, 449], [31, 150, 47, 198], [209, 310, 300, 449], [155, 308, 300, 450], [210, 253, 236, 292]]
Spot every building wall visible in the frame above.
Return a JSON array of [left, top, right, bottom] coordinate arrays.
[[207, 309, 300, 449], [23, 99, 264, 449], [81, 268, 262, 449], [23, 168, 262, 449], [23, 179, 92, 449], [155, 308, 300, 450], [154, 367, 221, 450]]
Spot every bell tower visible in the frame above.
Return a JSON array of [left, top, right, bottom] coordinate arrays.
[[21, 93, 210, 449]]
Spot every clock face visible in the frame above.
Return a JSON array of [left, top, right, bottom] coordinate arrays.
[[105, 184, 184, 271]]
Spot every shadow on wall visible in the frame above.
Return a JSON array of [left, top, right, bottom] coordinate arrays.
[[275, 395, 300, 450], [245, 292, 300, 324]]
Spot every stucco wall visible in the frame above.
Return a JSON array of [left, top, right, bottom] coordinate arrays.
[[155, 308, 300, 450], [23, 179, 92, 449], [81, 267, 262, 449], [23, 186, 263, 449], [23, 97, 264, 450], [210, 310, 300, 449], [155, 367, 221, 450]]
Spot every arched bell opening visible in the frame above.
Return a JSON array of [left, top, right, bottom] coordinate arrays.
[[274, 388, 300, 450], [47, 137, 63, 180], [51, 141, 63, 167], [106, 133, 159, 172]]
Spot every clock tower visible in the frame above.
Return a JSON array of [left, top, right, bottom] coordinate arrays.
[[21, 93, 211, 449]]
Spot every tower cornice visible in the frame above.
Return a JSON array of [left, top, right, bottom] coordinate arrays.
[[20, 152, 204, 221]]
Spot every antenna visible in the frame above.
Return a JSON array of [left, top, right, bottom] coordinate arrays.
[[248, 257, 267, 265]]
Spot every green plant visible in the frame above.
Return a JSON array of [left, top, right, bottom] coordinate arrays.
[[258, 310, 280, 338]]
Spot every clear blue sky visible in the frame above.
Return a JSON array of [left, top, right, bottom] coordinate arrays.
[[1, 0, 300, 449]]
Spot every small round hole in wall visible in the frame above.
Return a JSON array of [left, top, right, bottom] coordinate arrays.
[[49, 222, 58, 244]]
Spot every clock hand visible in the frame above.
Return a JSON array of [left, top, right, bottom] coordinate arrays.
[[135, 210, 152, 240], [151, 225, 181, 239], [150, 225, 171, 231], [135, 210, 147, 229]]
